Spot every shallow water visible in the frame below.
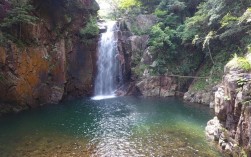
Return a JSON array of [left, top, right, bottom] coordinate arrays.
[[0, 97, 222, 157]]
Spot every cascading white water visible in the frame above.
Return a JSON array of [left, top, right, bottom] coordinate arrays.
[[92, 21, 119, 100]]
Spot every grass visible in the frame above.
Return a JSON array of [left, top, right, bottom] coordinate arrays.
[[226, 54, 251, 71]]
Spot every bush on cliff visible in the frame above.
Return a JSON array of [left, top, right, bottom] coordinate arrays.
[[79, 16, 99, 39], [119, 0, 141, 9], [0, 0, 38, 45], [226, 54, 251, 72]]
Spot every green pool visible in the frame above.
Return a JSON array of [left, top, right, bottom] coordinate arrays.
[[0, 97, 222, 157]]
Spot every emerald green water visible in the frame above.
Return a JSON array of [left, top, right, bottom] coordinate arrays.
[[0, 97, 221, 157]]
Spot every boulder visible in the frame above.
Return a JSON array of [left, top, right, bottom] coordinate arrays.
[[183, 90, 214, 105], [136, 76, 177, 97], [205, 116, 222, 141]]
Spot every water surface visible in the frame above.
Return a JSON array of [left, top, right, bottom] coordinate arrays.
[[0, 97, 221, 157]]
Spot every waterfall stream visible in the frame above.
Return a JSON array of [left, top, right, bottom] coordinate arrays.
[[93, 21, 119, 100]]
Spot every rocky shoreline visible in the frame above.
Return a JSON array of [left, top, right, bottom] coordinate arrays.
[[204, 61, 251, 156]]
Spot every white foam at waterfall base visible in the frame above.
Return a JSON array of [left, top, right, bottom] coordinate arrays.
[[91, 95, 116, 100], [92, 21, 119, 100]]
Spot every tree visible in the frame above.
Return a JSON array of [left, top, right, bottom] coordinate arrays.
[[0, 1, 38, 39], [79, 16, 99, 38], [119, 0, 141, 9]]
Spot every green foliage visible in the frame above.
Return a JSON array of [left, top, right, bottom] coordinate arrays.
[[79, 16, 99, 38], [0, 32, 7, 45], [107, 0, 251, 93], [137, 0, 161, 12], [149, 23, 176, 51], [150, 59, 167, 75], [0, 1, 38, 46], [220, 13, 238, 28], [181, 12, 208, 41], [191, 65, 211, 91], [154, 9, 168, 18], [191, 51, 231, 91], [130, 24, 148, 35], [98, 0, 142, 19], [148, 19, 182, 74], [237, 77, 248, 87], [132, 64, 148, 77], [226, 54, 251, 71], [0, 5, 38, 28], [158, 0, 186, 13], [119, 0, 141, 9], [146, 0, 210, 75]]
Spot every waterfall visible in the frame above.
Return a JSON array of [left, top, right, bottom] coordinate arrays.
[[92, 21, 119, 100]]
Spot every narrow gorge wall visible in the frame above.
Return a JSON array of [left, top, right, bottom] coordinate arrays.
[[205, 56, 251, 156], [116, 15, 178, 97], [0, 0, 99, 114]]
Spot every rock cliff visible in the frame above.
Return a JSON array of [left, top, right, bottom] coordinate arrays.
[[116, 14, 178, 97], [0, 0, 99, 114], [205, 55, 251, 156]]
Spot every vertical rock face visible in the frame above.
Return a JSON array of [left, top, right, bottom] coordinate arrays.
[[0, 0, 99, 114], [116, 17, 178, 97], [116, 28, 133, 83], [206, 64, 251, 156], [136, 76, 177, 97], [65, 40, 97, 98]]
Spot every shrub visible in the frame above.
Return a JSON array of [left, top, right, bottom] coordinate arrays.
[[220, 13, 238, 28], [79, 16, 99, 38], [226, 54, 251, 71], [119, 0, 141, 9], [0, 4, 38, 28], [132, 64, 148, 77], [154, 9, 168, 18], [181, 12, 208, 41], [149, 23, 176, 51]]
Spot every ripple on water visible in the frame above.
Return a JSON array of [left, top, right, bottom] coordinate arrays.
[[0, 97, 222, 157]]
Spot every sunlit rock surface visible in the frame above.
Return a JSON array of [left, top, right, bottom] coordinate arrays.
[[206, 61, 251, 156]]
